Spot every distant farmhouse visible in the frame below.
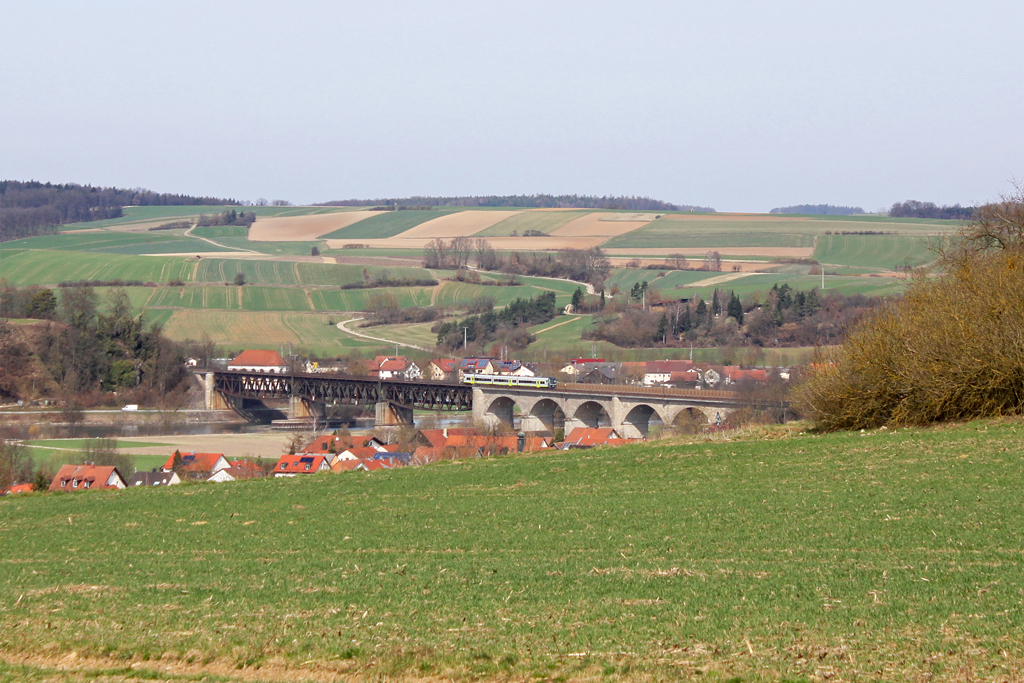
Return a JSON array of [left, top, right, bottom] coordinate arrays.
[[227, 350, 289, 373]]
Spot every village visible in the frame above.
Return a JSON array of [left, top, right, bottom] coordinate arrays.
[[1, 349, 783, 496]]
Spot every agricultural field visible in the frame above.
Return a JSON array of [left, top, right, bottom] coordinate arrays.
[[321, 209, 456, 240], [0, 249, 194, 286], [2, 419, 1023, 682], [475, 209, 591, 236], [157, 310, 381, 356], [813, 233, 935, 270]]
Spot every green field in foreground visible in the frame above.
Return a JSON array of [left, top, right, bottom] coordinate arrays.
[[2, 419, 1023, 682]]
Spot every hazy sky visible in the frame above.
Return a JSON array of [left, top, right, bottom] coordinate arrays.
[[2, 1, 1022, 211]]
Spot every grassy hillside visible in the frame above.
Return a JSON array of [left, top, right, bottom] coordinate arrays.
[[813, 233, 934, 269], [2, 419, 1023, 681]]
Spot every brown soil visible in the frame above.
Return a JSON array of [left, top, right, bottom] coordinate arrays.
[[550, 212, 651, 238], [396, 210, 521, 239], [248, 211, 381, 242]]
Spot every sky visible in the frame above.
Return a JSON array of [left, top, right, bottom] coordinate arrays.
[[2, 1, 1022, 212]]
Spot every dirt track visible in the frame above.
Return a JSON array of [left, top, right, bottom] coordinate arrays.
[[249, 211, 381, 241]]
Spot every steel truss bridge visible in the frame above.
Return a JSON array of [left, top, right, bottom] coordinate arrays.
[[208, 370, 473, 412]]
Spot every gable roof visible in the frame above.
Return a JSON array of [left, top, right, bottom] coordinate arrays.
[[564, 427, 626, 446], [213, 467, 264, 481], [458, 358, 494, 370], [4, 483, 33, 495], [645, 360, 694, 375], [49, 464, 125, 492], [430, 358, 457, 372], [274, 454, 330, 474], [298, 434, 355, 454], [228, 349, 287, 368], [161, 452, 227, 473]]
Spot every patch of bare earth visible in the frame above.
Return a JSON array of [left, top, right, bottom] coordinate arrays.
[[249, 211, 381, 242], [395, 210, 521, 239], [550, 212, 651, 238]]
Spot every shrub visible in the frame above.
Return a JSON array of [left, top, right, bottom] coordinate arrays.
[[797, 250, 1024, 429]]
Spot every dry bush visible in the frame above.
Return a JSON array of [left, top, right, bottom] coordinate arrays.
[[797, 250, 1024, 429]]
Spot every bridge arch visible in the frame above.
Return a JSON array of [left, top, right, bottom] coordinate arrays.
[[484, 396, 518, 429], [669, 406, 708, 434], [528, 398, 565, 435], [621, 404, 665, 438], [573, 401, 612, 429]]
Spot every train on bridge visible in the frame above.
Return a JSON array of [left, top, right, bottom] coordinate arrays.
[[461, 374, 558, 389]]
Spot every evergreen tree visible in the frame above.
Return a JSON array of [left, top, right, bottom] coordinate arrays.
[[727, 293, 744, 324], [657, 313, 668, 343], [570, 287, 584, 311], [711, 288, 721, 315]]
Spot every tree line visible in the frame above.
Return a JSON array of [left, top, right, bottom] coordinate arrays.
[[888, 200, 975, 220], [770, 204, 865, 215], [582, 284, 879, 349], [320, 194, 713, 212], [0, 180, 239, 242]]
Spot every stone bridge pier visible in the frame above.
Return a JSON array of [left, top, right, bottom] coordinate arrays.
[[472, 386, 736, 438]]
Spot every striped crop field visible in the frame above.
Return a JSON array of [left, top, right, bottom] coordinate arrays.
[[146, 285, 238, 310], [241, 286, 313, 311], [321, 209, 457, 240], [309, 287, 433, 312], [0, 249, 194, 286], [473, 210, 592, 237], [813, 233, 935, 269]]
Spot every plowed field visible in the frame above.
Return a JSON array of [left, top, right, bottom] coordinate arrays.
[[396, 210, 521, 238], [248, 211, 380, 241]]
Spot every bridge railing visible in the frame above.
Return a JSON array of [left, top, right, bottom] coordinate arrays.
[[562, 382, 738, 400]]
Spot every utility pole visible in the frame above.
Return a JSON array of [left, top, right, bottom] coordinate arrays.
[[463, 326, 468, 350], [821, 265, 825, 290]]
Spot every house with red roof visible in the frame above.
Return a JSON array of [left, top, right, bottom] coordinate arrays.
[[273, 454, 331, 477], [723, 367, 769, 385], [3, 483, 34, 495], [227, 350, 289, 373], [427, 358, 458, 381], [370, 356, 422, 381], [161, 452, 230, 477], [559, 427, 638, 448], [49, 464, 126, 492], [643, 360, 696, 386]]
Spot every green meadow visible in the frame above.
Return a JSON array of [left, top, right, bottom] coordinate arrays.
[[1, 419, 1023, 682], [813, 233, 935, 270]]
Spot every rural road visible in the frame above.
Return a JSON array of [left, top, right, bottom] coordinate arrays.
[[534, 315, 581, 335], [336, 317, 430, 352], [185, 223, 259, 254]]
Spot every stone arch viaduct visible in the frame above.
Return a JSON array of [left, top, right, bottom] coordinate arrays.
[[473, 384, 739, 438]]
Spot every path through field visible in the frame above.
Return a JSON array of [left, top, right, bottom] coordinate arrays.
[[336, 317, 430, 351], [533, 315, 581, 335]]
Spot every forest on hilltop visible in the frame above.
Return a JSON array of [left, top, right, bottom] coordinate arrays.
[[0, 180, 239, 242], [319, 194, 713, 212]]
